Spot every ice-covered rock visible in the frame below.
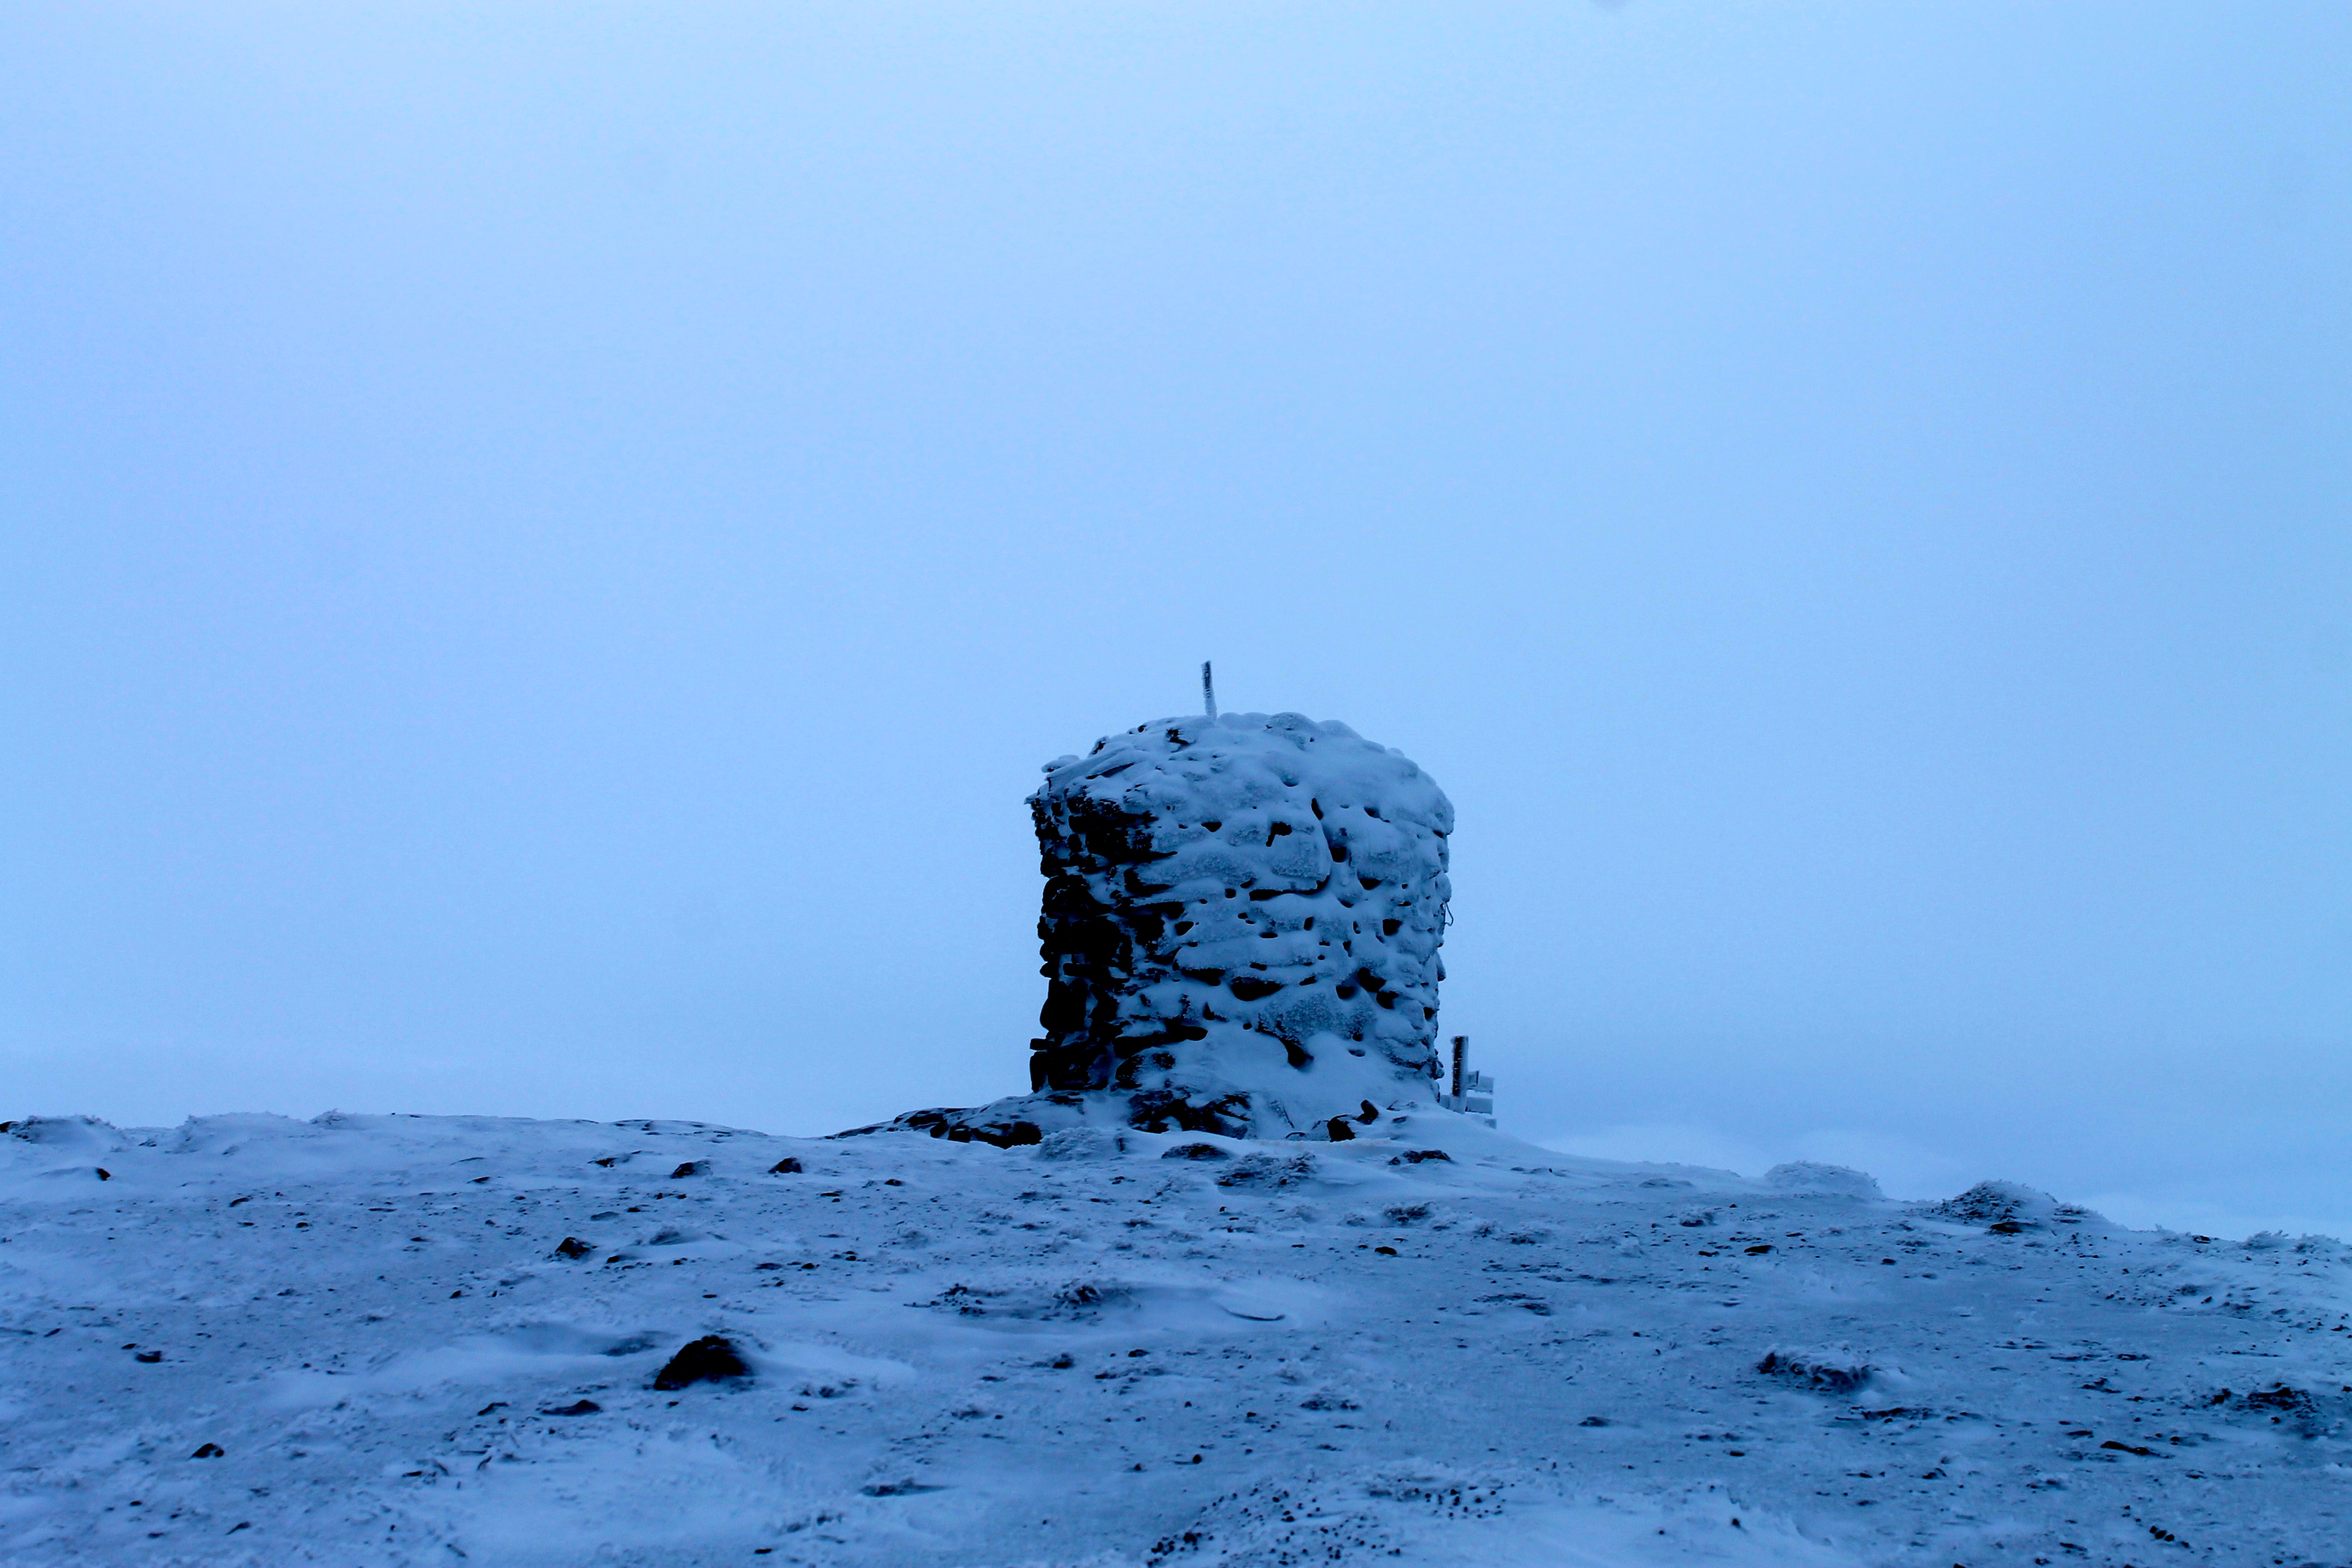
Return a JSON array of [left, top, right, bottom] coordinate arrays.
[[859, 710, 1454, 1145]]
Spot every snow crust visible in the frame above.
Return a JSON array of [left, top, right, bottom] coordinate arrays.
[[6, 1110, 2351, 1566]]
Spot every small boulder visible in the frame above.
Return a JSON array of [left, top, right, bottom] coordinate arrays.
[[652, 1335, 750, 1390], [769, 1157, 803, 1174], [669, 1161, 710, 1179], [191, 1442, 225, 1458], [553, 1237, 595, 1260]]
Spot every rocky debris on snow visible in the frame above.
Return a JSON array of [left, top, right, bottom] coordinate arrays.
[[917, 1280, 1139, 1322], [1214, 1153, 1318, 1189], [1920, 1179, 2094, 1232], [552, 1236, 595, 1259], [861, 1480, 946, 1497], [1755, 1346, 1872, 1393], [1163, 1142, 1231, 1161], [1389, 1148, 1451, 1164], [669, 1160, 710, 1178], [542, 1400, 601, 1417], [856, 1106, 1046, 1150], [768, 1156, 803, 1173], [2234, 1382, 2318, 1413], [189, 1442, 224, 1458], [2214, 1382, 2338, 1435], [4, 1109, 2351, 1565], [920, 1283, 999, 1317], [651, 1335, 750, 1390]]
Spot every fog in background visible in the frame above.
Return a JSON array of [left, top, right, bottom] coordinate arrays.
[[6, 4, 2347, 1239]]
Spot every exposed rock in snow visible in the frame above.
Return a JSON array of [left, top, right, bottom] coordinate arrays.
[[1753, 1344, 1874, 1394], [870, 711, 1454, 1146], [651, 1335, 750, 1390], [4, 1110, 2349, 1566], [1918, 1179, 2094, 1232]]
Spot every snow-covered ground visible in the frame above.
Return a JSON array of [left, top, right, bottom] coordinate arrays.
[[3, 1109, 2348, 1567]]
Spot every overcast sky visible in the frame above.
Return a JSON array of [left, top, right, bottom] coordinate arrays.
[[6, 3, 2347, 1238]]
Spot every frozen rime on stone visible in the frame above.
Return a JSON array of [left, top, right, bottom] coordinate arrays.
[[861, 711, 1453, 1145]]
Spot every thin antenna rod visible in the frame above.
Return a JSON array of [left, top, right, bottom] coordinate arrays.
[[1201, 661, 1217, 720]]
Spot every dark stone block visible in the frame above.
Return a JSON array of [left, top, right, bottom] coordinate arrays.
[[652, 1336, 750, 1390]]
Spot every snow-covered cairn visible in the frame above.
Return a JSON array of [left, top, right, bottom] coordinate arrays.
[[872, 711, 1453, 1145], [1027, 710, 1453, 1135]]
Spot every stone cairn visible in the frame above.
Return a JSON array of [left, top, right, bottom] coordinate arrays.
[[858, 710, 1454, 1146]]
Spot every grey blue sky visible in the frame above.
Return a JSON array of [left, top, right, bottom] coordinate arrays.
[[6, 4, 2347, 1236]]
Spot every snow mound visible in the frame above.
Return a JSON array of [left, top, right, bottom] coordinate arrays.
[[1760, 1162, 1882, 1199], [1032, 1126, 1124, 1162], [1, 1115, 130, 1156]]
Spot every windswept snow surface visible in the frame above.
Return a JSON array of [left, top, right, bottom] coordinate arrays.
[[3, 1112, 2349, 1567]]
